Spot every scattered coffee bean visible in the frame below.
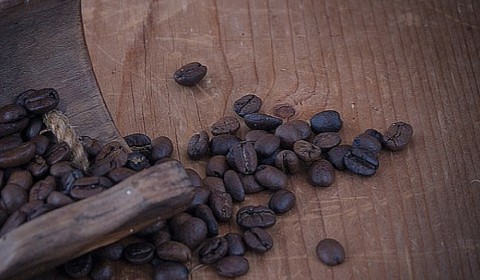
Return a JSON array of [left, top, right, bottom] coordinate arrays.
[[223, 169, 245, 202], [1, 184, 27, 213], [209, 134, 241, 156], [254, 134, 280, 156], [188, 187, 212, 210], [156, 241, 192, 263], [326, 145, 351, 170], [28, 175, 56, 201], [293, 140, 322, 162], [269, 189, 296, 214], [0, 210, 26, 236], [352, 133, 382, 154], [310, 110, 343, 133], [26, 155, 49, 177], [209, 192, 233, 222], [316, 238, 345, 266], [172, 216, 208, 249], [203, 176, 226, 193], [90, 259, 114, 280], [215, 256, 249, 278], [0, 141, 36, 168], [173, 62, 207, 86], [79, 136, 104, 159], [198, 236, 229, 264], [312, 132, 341, 150], [185, 168, 203, 187], [150, 228, 172, 247], [16, 88, 59, 114], [126, 151, 150, 171], [63, 253, 93, 278], [46, 191, 73, 207], [96, 243, 124, 261], [154, 262, 189, 280], [124, 242, 156, 265], [236, 205, 276, 228], [233, 94, 262, 117], [107, 167, 137, 183], [243, 227, 273, 253], [273, 104, 296, 119], [243, 113, 283, 131], [23, 117, 44, 140], [275, 150, 301, 174], [0, 133, 23, 152], [211, 116, 240, 136], [225, 233, 246, 256], [244, 129, 269, 142], [150, 136, 173, 162], [344, 147, 379, 176], [227, 142, 257, 175], [254, 165, 288, 191], [194, 204, 219, 237], [308, 159, 335, 187], [240, 174, 264, 194], [91, 141, 128, 176], [124, 133, 151, 154], [206, 155, 229, 178], [364, 128, 384, 146], [187, 130, 210, 160], [383, 121, 413, 151], [274, 122, 304, 149]]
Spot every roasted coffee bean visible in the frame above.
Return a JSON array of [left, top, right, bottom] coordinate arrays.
[[173, 62, 207, 86], [151, 258, 165, 267], [188, 187, 211, 210], [227, 142, 257, 175], [326, 145, 351, 170], [316, 238, 346, 266], [59, 168, 84, 193], [124, 242, 156, 265], [198, 237, 229, 264], [209, 134, 241, 156], [383, 121, 413, 151], [124, 133, 151, 155], [312, 132, 341, 150], [0, 210, 26, 236], [215, 256, 249, 278], [16, 88, 59, 114], [273, 104, 296, 119], [0, 117, 28, 138], [352, 133, 382, 154], [308, 159, 335, 187], [187, 130, 210, 160], [243, 227, 273, 253], [240, 174, 264, 194], [46, 141, 71, 165], [211, 116, 240, 136], [96, 242, 124, 261], [172, 217, 208, 249], [293, 140, 322, 162], [233, 94, 262, 117], [254, 165, 288, 191], [206, 155, 229, 178], [107, 167, 136, 183], [344, 147, 379, 176], [126, 151, 150, 171], [258, 148, 281, 166], [7, 169, 33, 191], [274, 122, 305, 149], [169, 213, 192, 233], [154, 262, 189, 280], [150, 136, 173, 162], [0, 103, 27, 123], [289, 120, 312, 138], [156, 241, 192, 263], [23, 117, 43, 140], [310, 110, 343, 133], [1, 184, 27, 213], [223, 169, 245, 202], [185, 168, 203, 187], [29, 175, 56, 201], [243, 113, 283, 131], [90, 259, 114, 280], [64, 253, 92, 278], [225, 233, 246, 256], [70, 176, 113, 199], [47, 191, 74, 207], [254, 134, 280, 156], [194, 204, 219, 237], [136, 219, 166, 236], [30, 134, 50, 155], [236, 205, 276, 228], [364, 128, 384, 146], [91, 141, 128, 176], [244, 130, 269, 142], [209, 191, 233, 222], [0, 141, 36, 168], [27, 202, 55, 220], [79, 136, 103, 159], [0, 133, 22, 152], [203, 176, 226, 193], [275, 150, 300, 174], [26, 155, 49, 177], [269, 189, 296, 214]]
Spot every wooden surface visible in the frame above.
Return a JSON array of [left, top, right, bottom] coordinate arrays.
[[81, 0, 480, 279]]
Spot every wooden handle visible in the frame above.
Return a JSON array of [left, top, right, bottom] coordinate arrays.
[[0, 160, 194, 280]]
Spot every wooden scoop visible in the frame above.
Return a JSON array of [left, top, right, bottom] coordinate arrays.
[[0, 0, 194, 279]]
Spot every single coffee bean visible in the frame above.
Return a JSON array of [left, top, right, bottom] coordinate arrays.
[[269, 189, 296, 214], [188, 187, 212, 210], [59, 168, 84, 193], [154, 262, 189, 280], [7, 169, 33, 191], [274, 122, 303, 149], [0, 133, 22, 152], [254, 165, 288, 191], [223, 169, 245, 202], [316, 238, 346, 266], [107, 167, 136, 183], [203, 176, 226, 193], [243, 227, 273, 253], [243, 113, 283, 131], [187, 130, 210, 160], [173, 62, 207, 86], [156, 241, 192, 263], [383, 121, 413, 151], [224, 233, 246, 256], [293, 140, 322, 162], [289, 120, 312, 139], [95, 242, 124, 261], [211, 116, 240, 136], [64, 253, 92, 278], [216, 256, 249, 278], [0, 117, 28, 138], [172, 217, 208, 249], [206, 155, 229, 178], [343, 147, 379, 176], [254, 134, 280, 156], [16, 88, 59, 114], [124, 133, 151, 155], [29, 175, 56, 201], [310, 110, 343, 133], [194, 204, 219, 237], [198, 237, 229, 264], [136, 219, 166, 236], [185, 168, 203, 187], [308, 159, 335, 187], [209, 192, 233, 222], [30, 134, 50, 156], [275, 150, 300, 174], [124, 242, 156, 265], [90, 259, 114, 280], [1, 184, 27, 213], [273, 104, 296, 119], [79, 136, 104, 159], [364, 128, 384, 146], [46, 141, 71, 165], [0, 103, 27, 123], [233, 94, 262, 117], [46, 191, 74, 207], [27, 202, 55, 220], [326, 145, 351, 170], [150, 136, 173, 162], [258, 148, 281, 166], [240, 174, 264, 194], [312, 132, 341, 150], [209, 134, 241, 156], [244, 129, 269, 142], [70, 176, 112, 199], [150, 227, 172, 247], [169, 213, 192, 233], [19, 199, 44, 215], [23, 117, 43, 140], [236, 205, 276, 228], [26, 155, 49, 177], [126, 151, 150, 171], [0, 141, 36, 168], [0, 210, 26, 236], [91, 141, 129, 176], [227, 141, 257, 174], [352, 133, 382, 154]]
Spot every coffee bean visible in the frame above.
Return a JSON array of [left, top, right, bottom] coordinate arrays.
[[64, 253, 92, 278], [79, 136, 104, 159], [188, 187, 211, 210], [254, 134, 280, 156], [258, 148, 281, 166], [224, 233, 246, 256], [0, 117, 28, 138], [26, 155, 49, 177], [364, 128, 384, 146], [211, 116, 240, 136], [0, 103, 27, 123], [124, 242, 156, 265], [156, 241, 192, 263], [209, 192, 233, 222], [46, 191, 74, 207], [7, 169, 33, 191], [254, 165, 288, 191], [275, 150, 300, 174], [187, 130, 210, 160], [136, 219, 166, 236], [206, 155, 229, 178], [344, 147, 379, 176], [312, 132, 341, 150], [293, 140, 322, 162], [169, 213, 192, 233], [215, 256, 249, 278], [1, 184, 27, 213], [326, 145, 351, 170], [124, 133, 151, 155], [70, 176, 112, 199], [227, 142, 257, 175], [107, 167, 136, 183], [173, 62, 207, 86], [90, 259, 114, 280], [185, 168, 203, 187], [308, 159, 335, 187], [240, 174, 264, 194], [352, 133, 382, 154], [19, 199, 44, 215], [194, 204, 219, 237], [243, 113, 283, 131], [243, 227, 273, 253], [316, 238, 346, 266], [59, 168, 84, 193], [0, 133, 23, 152], [91, 141, 128, 176], [383, 121, 413, 151], [289, 120, 312, 139], [0, 141, 36, 168], [223, 169, 245, 202], [209, 134, 241, 156], [29, 175, 56, 201], [269, 189, 296, 214], [172, 217, 208, 249], [23, 117, 43, 140], [198, 237, 229, 264], [0, 210, 26, 236], [150, 136, 173, 162], [154, 262, 189, 280], [46, 141, 71, 165], [234, 94, 262, 117], [273, 104, 296, 119], [27, 202, 55, 220], [274, 122, 303, 149], [236, 205, 276, 228], [16, 88, 59, 114], [244, 129, 269, 142], [30, 134, 50, 156], [96, 242, 124, 261], [310, 110, 343, 133], [203, 176, 226, 193], [126, 151, 150, 171]]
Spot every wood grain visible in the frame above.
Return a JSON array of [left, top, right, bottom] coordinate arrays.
[[81, 0, 480, 279]]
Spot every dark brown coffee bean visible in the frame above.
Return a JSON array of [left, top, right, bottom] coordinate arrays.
[[150, 136, 173, 162], [126, 151, 150, 171], [188, 187, 211, 210], [223, 170, 245, 202], [383, 121, 413, 151], [187, 130, 210, 160], [243, 227, 273, 253], [203, 176, 226, 193], [64, 253, 92, 278], [244, 129, 269, 142], [29, 175, 56, 201], [19, 199, 43, 214], [308, 159, 335, 187], [254, 134, 280, 156], [206, 155, 229, 178], [26, 155, 49, 177], [0, 117, 28, 138], [16, 88, 59, 114], [269, 189, 296, 214], [30, 134, 50, 156], [173, 62, 207, 86], [224, 233, 246, 256], [326, 145, 351, 170], [0, 141, 36, 168], [312, 132, 341, 150], [254, 165, 288, 191], [0, 103, 27, 123], [107, 167, 136, 183], [96, 242, 124, 261], [124, 242, 156, 265], [227, 142, 257, 175], [194, 204, 219, 237], [210, 134, 241, 156], [50, 161, 74, 178], [352, 133, 382, 154], [293, 140, 322, 162], [240, 175, 264, 194], [257, 147, 281, 166], [150, 227, 172, 247], [23, 117, 43, 140], [172, 217, 208, 249], [47, 191, 74, 207], [0, 133, 22, 152], [243, 113, 283, 131], [124, 133, 151, 155], [91, 141, 128, 176], [169, 213, 192, 233], [90, 259, 114, 280], [7, 169, 33, 191], [310, 110, 343, 133], [275, 150, 300, 174], [364, 128, 384, 146], [344, 147, 379, 176], [154, 262, 189, 280], [70, 176, 112, 199], [215, 256, 249, 278], [156, 241, 192, 263], [274, 122, 304, 149], [185, 168, 203, 187], [46, 141, 71, 165], [59, 168, 84, 193], [79, 136, 103, 159], [236, 205, 276, 228], [209, 192, 233, 222], [27, 202, 55, 220], [211, 116, 240, 136], [199, 237, 229, 264], [1, 184, 27, 213], [273, 104, 296, 119], [234, 94, 262, 117], [0, 210, 26, 236], [292, 119, 314, 139], [136, 219, 166, 236], [316, 238, 346, 266]]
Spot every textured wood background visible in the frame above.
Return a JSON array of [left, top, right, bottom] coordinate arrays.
[[79, 0, 480, 279]]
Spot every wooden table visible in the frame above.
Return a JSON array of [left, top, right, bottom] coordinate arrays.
[[79, 0, 480, 279]]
